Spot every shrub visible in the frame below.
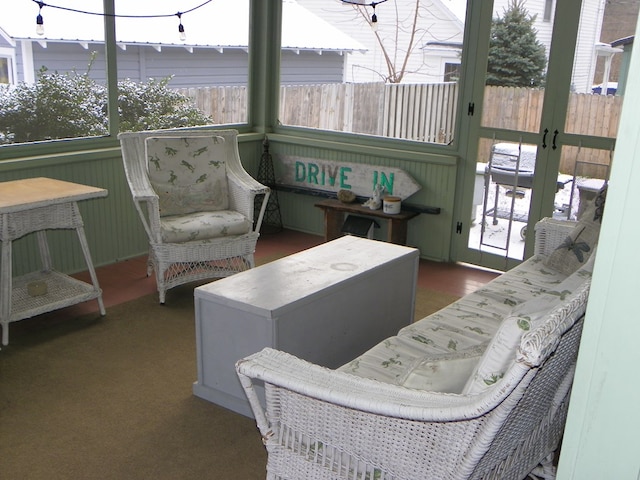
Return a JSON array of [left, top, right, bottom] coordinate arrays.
[[0, 67, 211, 144], [0, 68, 108, 143], [118, 77, 211, 133]]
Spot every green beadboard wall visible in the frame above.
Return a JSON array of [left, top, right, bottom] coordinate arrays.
[[0, 138, 264, 277], [269, 136, 458, 261], [1, 134, 457, 278]]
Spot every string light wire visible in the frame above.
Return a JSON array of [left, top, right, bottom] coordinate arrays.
[[30, 0, 215, 40]]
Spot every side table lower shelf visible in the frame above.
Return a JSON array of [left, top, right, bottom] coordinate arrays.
[[4, 270, 104, 344]]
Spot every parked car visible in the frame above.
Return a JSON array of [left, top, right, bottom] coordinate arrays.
[[592, 82, 618, 95]]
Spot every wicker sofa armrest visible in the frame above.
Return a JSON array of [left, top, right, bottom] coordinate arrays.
[[237, 318, 584, 479], [236, 348, 540, 479], [236, 348, 529, 424]]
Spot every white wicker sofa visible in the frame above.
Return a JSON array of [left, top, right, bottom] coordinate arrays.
[[236, 191, 605, 480]]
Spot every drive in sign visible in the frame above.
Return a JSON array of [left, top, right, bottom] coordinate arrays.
[[276, 155, 421, 200]]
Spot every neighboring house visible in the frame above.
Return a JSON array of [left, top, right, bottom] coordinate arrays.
[[595, 0, 639, 85], [611, 36, 635, 95], [297, 0, 465, 84], [0, 27, 17, 84], [0, 0, 616, 93], [1, 0, 365, 87], [298, 0, 610, 92]]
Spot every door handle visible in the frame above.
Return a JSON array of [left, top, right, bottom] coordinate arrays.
[[552, 130, 559, 150], [542, 128, 548, 149]]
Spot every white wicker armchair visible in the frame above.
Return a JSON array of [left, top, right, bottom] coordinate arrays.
[[118, 128, 270, 303], [236, 218, 588, 480]]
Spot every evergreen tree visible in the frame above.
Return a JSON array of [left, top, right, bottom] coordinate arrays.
[[486, 0, 547, 87]]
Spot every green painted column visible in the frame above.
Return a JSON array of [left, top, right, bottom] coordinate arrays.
[[248, 0, 282, 133], [556, 12, 640, 480]]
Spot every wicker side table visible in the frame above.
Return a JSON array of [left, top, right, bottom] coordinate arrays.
[[0, 177, 108, 347]]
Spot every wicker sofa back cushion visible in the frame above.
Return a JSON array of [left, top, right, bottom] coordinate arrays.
[[339, 249, 572, 392], [396, 343, 487, 393], [145, 135, 229, 217], [462, 250, 596, 394]]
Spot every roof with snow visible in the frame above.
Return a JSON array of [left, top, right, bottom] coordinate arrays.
[[6, 0, 366, 53]]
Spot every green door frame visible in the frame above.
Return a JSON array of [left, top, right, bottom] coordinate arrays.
[[451, 0, 614, 271]]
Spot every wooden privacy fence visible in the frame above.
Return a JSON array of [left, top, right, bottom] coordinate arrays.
[[176, 83, 620, 174], [175, 86, 248, 125], [176, 82, 459, 143], [481, 86, 621, 173]]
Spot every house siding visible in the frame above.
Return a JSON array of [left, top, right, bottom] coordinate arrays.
[[301, 0, 607, 90], [28, 42, 107, 81], [0, 35, 12, 48], [573, 0, 606, 93], [298, 0, 465, 84], [492, 0, 606, 93], [15, 40, 346, 86]]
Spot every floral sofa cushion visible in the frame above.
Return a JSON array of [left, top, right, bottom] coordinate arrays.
[[160, 211, 251, 243], [339, 253, 572, 392], [462, 250, 596, 394], [145, 135, 229, 217], [396, 345, 488, 393]]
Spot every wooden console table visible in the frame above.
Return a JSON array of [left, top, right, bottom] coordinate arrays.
[[0, 177, 107, 347], [315, 198, 419, 245]]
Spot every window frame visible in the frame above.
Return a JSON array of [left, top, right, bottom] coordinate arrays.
[[273, 1, 471, 154], [0, 50, 15, 84], [1, 0, 254, 157]]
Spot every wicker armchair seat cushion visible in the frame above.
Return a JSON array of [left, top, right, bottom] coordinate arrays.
[[339, 253, 570, 391], [146, 135, 229, 217], [159, 210, 251, 243]]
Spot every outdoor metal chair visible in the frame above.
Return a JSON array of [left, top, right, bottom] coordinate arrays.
[[118, 128, 270, 303]]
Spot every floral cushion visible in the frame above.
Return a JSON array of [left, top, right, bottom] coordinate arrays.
[[396, 346, 487, 393], [160, 211, 251, 243], [544, 184, 606, 275], [146, 135, 229, 217], [462, 250, 596, 394], [339, 253, 571, 392]]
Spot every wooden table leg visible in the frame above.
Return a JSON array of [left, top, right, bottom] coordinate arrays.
[[388, 218, 409, 245], [324, 210, 344, 241]]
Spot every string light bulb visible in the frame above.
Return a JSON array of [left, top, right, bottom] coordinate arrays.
[[340, 1, 387, 32], [36, 1, 45, 36], [176, 12, 186, 41], [28, 0, 216, 40]]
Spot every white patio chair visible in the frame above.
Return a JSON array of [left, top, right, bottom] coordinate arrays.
[[118, 128, 270, 303]]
